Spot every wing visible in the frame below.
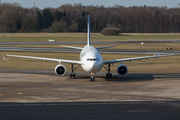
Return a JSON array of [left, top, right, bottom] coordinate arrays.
[[6, 54, 81, 64], [103, 54, 174, 64]]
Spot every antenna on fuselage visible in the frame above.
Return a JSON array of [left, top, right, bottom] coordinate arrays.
[[87, 15, 91, 46]]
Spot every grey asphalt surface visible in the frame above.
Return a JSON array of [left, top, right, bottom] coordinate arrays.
[[0, 40, 180, 45], [1, 41, 180, 54], [0, 69, 180, 120], [0, 46, 180, 55], [1, 101, 180, 120]]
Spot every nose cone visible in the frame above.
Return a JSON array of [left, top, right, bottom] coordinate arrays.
[[83, 62, 102, 73], [85, 62, 95, 72]]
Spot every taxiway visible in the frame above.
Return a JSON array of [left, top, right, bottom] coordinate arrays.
[[0, 46, 180, 55], [0, 69, 180, 119]]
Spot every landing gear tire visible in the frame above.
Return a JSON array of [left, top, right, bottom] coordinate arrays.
[[90, 76, 95, 82], [106, 73, 112, 78], [70, 73, 76, 78], [110, 73, 112, 78], [104, 64, 112, 79]]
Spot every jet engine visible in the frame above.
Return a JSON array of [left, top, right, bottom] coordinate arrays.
[[117, 64, 128, 75], [55, 64, 66, 76]]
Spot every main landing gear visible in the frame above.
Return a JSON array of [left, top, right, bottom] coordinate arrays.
[[70, 73, 75, 78], [103, 64, 112, 78], [70, 64, 80, 79]]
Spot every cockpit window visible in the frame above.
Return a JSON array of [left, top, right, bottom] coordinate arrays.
[[87, 58, 99, 61]]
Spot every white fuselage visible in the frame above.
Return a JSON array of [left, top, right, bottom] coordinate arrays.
[[80, 45, 103, 74]]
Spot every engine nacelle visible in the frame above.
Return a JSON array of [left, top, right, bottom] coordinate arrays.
[[55, 64, 66, 76], [117, 64, 128, 75]]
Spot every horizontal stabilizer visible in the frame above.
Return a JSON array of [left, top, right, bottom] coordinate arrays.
[[60, 45, 83, 50], [96, 45, 117, 49]]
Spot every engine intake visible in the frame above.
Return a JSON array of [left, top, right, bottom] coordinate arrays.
[[55, 64, 66, 76], [117, 64, 128, 75]]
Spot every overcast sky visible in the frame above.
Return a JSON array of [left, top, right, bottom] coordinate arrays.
[[2, 0, 180, 9]]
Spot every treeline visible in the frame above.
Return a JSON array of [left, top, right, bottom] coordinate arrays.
[[1, 3, 180, 33]]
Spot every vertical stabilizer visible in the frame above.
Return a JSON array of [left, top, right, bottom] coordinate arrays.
[[87, 15, 91, 46]]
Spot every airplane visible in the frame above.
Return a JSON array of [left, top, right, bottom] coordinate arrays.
[[6, 15, 174, 82]]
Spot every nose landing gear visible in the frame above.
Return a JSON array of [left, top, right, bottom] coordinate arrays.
[[90, 76, 95, 82], [90, 73, 95, 82]]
